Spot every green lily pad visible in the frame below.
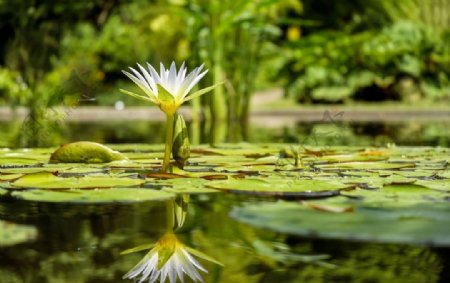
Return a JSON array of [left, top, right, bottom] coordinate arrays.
[[319, 154, 388, 163], [341, 185, 449, 206], [11, 172, 144, 189], [0, 173, 24, 181], [381, 170, 436, 178], [0, 166, 102, 175], [0, 157, 41, 166], [207, 177, 353, 197], [316, 162, 415, 170], [11, 188, 174, 203], [161, 178, 220, 194], [191, 144, 278, 156], [415, 179, 450, 192], [0, 220, 38, 247], [49, 141, 128, 163], [0, 188, 6, 196], [231, 201, 450, 246]]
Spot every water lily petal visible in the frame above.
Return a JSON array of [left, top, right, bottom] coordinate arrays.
[[147, 62, 162, 86], [176, 62, 187, 86], [137, 63, 157, 93], [122, 71, 155, 98], [182, 70, 208, 99], [168, 61, 178, 93]]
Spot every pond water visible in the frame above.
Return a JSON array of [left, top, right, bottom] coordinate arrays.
[[1, 119, 448, 147], [0, 118, 450, 283], [1, 195, 449, 283], [67, 120, 450, 147]]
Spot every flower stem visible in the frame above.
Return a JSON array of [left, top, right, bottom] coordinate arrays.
[[166, 200, 175, 232], [162, 113, 174, 172]]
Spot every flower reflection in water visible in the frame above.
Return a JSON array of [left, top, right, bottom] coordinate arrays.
[[123, 196, 222, 283]]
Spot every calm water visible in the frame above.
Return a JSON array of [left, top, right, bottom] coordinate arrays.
[[1, 194, 449, 283], [1, 119, 450, 282]]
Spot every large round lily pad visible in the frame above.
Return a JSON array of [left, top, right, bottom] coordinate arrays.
[[231, 201, 450, 246]]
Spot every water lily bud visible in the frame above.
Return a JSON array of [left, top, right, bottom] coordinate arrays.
[[172, 113, 190, 169]]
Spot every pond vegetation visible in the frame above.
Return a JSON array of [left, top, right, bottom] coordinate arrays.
[[1, 0, 450, 282]]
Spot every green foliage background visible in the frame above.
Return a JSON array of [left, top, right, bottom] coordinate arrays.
[[1, 0, 449, 108], [0, 0, 449, 147]]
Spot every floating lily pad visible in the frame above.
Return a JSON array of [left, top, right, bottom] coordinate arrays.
[[11, 188, 174, 203], [0, 220, 38, 247], [161, 178, 220, 194], [341, 185, 449, 206], [0, 157, 41, 166], [415, 179, 450, 192], [0, 188, 6, 196], [207, 177, 353, 197], [319, 154, 388, 163], [316, 162, 415, 170], [231, 201, 450, 246], [11, 172, 144, 189], [0, 166, 104, 175], [0, 173, 24, 181]]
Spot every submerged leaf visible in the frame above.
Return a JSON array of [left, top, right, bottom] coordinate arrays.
[[0, 220, 38, 247]]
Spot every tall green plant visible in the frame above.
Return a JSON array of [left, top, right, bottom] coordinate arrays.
[[183, 0, 301, 143]]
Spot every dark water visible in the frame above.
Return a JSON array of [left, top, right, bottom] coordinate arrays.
[[66, 120, 450, 147], [1, 194, 449, 283], [2, 119, 447, 147], [1, 119, 450, 282]]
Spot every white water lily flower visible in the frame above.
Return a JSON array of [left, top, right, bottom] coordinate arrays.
[[121, 62, 218, 115], [123, 233, 222, 283]]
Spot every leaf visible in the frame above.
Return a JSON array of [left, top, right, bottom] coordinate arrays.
[[49, 141, 128, 163], [0, 173, 24, 181], [0, 157, 41, 166], [207, 177, 354, 197], [415, 179, 450, 191], [231, 201, 450, 246], [301, 201, 354, 213], [11, 172, 144, 189], [147, 172, 189, 179], [161, 178, 220, 194], [316, 162, 415, 170], [11, 188, 174, 203], [341, 185, 449, 206]]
